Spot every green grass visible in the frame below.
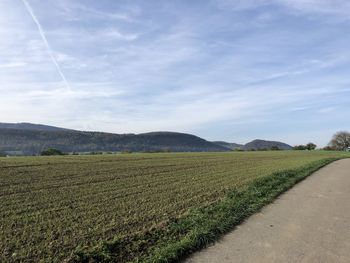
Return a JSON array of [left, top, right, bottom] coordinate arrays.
[[0, 151, 348, 262]]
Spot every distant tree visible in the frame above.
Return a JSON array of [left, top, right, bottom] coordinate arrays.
[[293, 143, 316, 150], [306, 143, 317, 150], [89, 151, 103, 155], [323, 146, 335, 151], [329, 131, 350, 151], [41, 148, 64, 156], [257, 148, 268, 151], [0, 150, 6, 157], [161, 147, 171, 153], [293, 145, 307, 150], [233, 148, 244, 152], [270, 146, 280, 151]]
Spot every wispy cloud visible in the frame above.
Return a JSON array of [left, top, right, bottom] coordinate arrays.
[[99, 28, 139, 41], [21, 0, 71, 91], [216, 0, 350, 19], [1, 0, 350, 146], [0, 62, 27, 68], [57, 1, 139, 23], [276, 0, 350, 17]]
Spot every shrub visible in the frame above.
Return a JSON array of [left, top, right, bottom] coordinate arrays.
[[270, 146, 280, 151], [121, 149, 132, 154], [89, 152, 103, 155], [41, 148, 64, 156], [306, 143, 317, 150], [293, 143, 317, 151], [233, 148, 244, 152], [323, 146, 335, 151], [293, 145, 307, 150]]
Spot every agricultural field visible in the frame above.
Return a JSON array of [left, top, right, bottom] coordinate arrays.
[[0, 151, 348, 262]]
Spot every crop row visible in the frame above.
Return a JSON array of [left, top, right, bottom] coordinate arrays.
[[1, 151, 348, 262]]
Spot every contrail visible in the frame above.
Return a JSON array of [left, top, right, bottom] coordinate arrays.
[[21, 0, 71, 91]]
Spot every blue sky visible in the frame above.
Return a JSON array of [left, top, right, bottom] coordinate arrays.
[[1, 0, 350, 146]]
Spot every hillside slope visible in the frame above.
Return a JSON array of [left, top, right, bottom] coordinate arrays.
[[243, 139, 292, 150], [0, 122, 70, 131], [212, 139, 292, 151], [0, 127, 228, 155], [212, 141, 243, 150]]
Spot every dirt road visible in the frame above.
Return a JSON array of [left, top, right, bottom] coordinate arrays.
[[186, 159, 350, 263]]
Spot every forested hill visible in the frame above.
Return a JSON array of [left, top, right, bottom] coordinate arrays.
[[211, 141, 243, 150], [213, 139, 292, 151], [0, 122, 70, 131], [0, 126, 229, 155], [243, 139, 292, 150]]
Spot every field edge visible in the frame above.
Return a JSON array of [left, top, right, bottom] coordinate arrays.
[[70, 157, 344, 263]]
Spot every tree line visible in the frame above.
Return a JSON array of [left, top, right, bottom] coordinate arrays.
[[1, 131, 350, 157], [293, 131, 350, 151]]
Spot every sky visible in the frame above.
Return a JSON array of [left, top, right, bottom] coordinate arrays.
[[1, 0, 350, 146]]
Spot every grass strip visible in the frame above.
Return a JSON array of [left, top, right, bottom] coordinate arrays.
[[71, 158, 341, 263]]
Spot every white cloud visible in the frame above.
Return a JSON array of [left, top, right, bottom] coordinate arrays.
[[215, 0, 269, 10], [21, 0, 71, 91], [0, 62, 27, 68], [57, 1, 139, 23], [101, 28, 139, 41], [216, 0, 350, 18], [0, 0, 349, 145], [276, 0, 350, 16], [317, 107, 336, 113]]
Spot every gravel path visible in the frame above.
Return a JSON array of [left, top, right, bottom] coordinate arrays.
[[186, 159, 350, 263]]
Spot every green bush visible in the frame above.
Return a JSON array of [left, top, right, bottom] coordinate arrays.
[[89, 152, 103, 155], [293, 145, 307, 150], [306, 143, 317, 150], [233, 148, 244, 152], [270, 146, 280, 151], [293, 143, 317, 151], [41, 148, 64, 156], [323, 146, 335, 151]]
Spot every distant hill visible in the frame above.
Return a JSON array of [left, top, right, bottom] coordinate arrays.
[[0, 124, 229, 155], [243, 139, 292, 150], [0, 122, 70, 131], [212, 139, 292, 151], [0, 122, 293, 155], [212, 141, 243, 150]]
